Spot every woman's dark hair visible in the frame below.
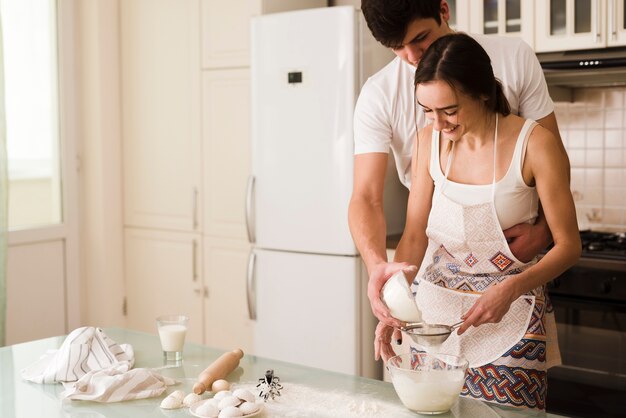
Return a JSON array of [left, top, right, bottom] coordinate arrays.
[[414, 33, 511, 116], [361, 0, 442, 48]]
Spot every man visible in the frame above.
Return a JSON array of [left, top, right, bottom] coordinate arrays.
[[348, 0, 566, 329]]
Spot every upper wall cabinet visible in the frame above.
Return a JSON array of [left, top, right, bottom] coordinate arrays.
[[469, 0, 535, 48], [201, 0, 327, 69], [535, 0, 626, 52], [448, 0, 472, 32]]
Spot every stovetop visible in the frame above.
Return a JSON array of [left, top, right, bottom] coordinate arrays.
[[580, 230, 626, 261]]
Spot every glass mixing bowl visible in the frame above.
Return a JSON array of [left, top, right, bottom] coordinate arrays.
[[387, 351, 468, 415]]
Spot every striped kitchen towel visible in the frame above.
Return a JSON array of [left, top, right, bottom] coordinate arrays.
[[21, 327, 134, 384], [59, 365, 177, 402]]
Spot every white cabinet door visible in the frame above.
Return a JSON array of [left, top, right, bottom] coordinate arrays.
[[202, 70, 250, 239], [449, 0, 472, 32], [470, 0, 534, 47], [203, 237, 253, 352], [6, 240, 66, 344], [124, 228, 204, 344], [535, 0, 605, 51], [608, 0, 626, 45], [121, 0, 201, 232], [201, 0, 327, 69]]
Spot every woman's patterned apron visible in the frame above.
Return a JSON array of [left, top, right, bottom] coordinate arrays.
[[413, 116, 560, 410]]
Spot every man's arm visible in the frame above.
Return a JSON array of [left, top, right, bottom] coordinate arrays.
[[349, 153, 388, 271], [349, 153, 409, 327]]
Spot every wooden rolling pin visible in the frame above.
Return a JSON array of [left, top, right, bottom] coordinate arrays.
[[192, 348, 244, 394]]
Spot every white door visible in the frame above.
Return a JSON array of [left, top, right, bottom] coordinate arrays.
[[203, 237, 253, 352], [202, 69, 251, 240], [121, 0, 201, 232], [124, 228, 204, 344], [252, 249, 369, 375], [2, 0, 80, 342], [250, 7, 357, 256]]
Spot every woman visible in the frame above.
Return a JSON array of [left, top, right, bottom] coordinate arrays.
[[376, 33, 580, 410]]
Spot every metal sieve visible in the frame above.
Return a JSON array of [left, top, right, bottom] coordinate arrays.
[[401, 321, 464, 347]]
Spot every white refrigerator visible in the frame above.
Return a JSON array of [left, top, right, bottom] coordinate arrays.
[[247, 6, 401, 379]]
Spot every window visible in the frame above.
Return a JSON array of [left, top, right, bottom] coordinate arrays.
[[0, 0, 62, 230]]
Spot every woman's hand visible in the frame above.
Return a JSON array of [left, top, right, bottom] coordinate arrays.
[[367, 262, 418, 328], [374, 321, 402, 363], [457, 282, 516, 335]]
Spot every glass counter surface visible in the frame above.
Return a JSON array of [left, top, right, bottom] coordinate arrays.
[[0, 328, 567, 417]]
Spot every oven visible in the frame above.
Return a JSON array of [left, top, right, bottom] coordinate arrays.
[[545, 231, 626, 418]]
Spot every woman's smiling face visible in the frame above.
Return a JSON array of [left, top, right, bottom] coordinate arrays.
[[416, 80, 483, 142]]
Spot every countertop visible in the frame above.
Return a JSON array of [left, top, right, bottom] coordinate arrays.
[[0, 328, 566, 417]]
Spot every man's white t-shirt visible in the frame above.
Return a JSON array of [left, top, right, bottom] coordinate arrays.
[[353, 33, 554, 188]]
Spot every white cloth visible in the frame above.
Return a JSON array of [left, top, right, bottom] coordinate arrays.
[[429, 120, 539, 230], [353, 33, 554, 188], [21, 327, 134, 384], [60, 365, 177, 402]]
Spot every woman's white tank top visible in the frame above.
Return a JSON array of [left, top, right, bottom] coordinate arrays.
[[429, 119, 539, 230]]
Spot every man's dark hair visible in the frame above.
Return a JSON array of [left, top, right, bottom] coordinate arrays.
[[361, 0, 443, 48], [414, 33, 511, 116]]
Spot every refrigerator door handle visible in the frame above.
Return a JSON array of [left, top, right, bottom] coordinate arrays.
[[245, 175, 256, 243], [246, 251, 257, 320]]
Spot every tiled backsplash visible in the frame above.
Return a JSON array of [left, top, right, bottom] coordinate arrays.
[[553, 87, 626, 232]]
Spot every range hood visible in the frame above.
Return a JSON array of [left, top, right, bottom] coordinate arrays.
[[537, 46, 626, 102]]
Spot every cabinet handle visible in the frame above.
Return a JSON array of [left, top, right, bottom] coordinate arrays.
[[192, 239, 198, 281], [245, 175, 256, 243], [246, 251, 257, 320], [594, 0, 601, 43], [192, 188, 199, 230], [609, 0, 617, 40]]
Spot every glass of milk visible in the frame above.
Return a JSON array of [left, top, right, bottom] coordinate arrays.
[[156, 315, 189, 362]]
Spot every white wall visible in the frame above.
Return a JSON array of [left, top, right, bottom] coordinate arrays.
[[555, 88, 626, 231], [76, 0, 125, 326]]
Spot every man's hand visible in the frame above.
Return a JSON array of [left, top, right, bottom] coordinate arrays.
[[503, 220, 551, 263], [367, 262, 418, 328], [374, 321, 402, 362]]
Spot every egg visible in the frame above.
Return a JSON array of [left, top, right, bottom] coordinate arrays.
[[239, 401, 260, 415], [211, 379, 231, 392], [159, 394, 182, 409], [232, 388, 255, 403], [217, 395, 241, 410], [196, 400, 219, 418], [213, 390, 232, 401], [218, 406, 243, 418], [183, 392, 203, 407], [168, 389, 185, 401]]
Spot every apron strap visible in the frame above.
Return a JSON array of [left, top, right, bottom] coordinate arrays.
[[442, 113, 499, 203], [491, 114, 499, 201]]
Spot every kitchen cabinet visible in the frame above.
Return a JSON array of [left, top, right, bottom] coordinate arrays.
[[121, 0, 202, 232], [447, 0, 472, 32], [124, 228, 204, 344], [469, 0, 535, 48], [535, 0, 626, 52], [203, 237, 253, 353], [200, 0, 327, 69], [121, 0, 324, 350], [202, 69, 250, 239]]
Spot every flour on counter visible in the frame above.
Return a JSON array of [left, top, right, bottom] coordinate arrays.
[[233, 382, 408, 418]]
